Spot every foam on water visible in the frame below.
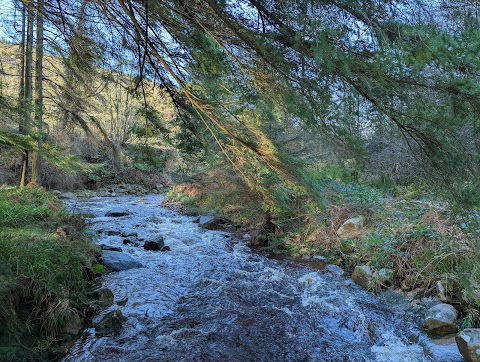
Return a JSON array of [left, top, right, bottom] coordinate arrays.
[[63, 194, 435, 362]]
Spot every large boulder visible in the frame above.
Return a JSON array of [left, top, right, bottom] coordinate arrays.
[[337, 216, 365, 239], [456, 328, 480, 362], [352, 265, 374, 290], [105, 210, 131, 217], [423, 303, 458, 335], [95, 310, 126, 336], [144, 236, 165, 251], [102, 250, 143, 271], [198, 215, 229, 230]]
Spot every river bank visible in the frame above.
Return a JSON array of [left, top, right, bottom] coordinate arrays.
[[61, 192, 459, 361]]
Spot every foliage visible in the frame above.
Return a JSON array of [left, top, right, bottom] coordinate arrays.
[[127, 144, 166, 174], [0, 187, 98, 361]]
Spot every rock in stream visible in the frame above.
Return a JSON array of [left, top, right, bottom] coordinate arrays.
[[63, 194, 441, 362]]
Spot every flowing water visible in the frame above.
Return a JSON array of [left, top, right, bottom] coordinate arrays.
[[63, 194, 439, 362]]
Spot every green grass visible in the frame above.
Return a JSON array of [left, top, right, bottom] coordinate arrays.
[[0, 187, 99, 361]]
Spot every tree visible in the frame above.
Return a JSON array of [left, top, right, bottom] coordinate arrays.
[[18, 0, 34, 187], [32, 0, 44, 185]]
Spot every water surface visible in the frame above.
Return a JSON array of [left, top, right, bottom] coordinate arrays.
[[64, 194, 433, 362]]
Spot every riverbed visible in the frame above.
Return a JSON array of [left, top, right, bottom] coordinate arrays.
[[63, 194, 449, 361]]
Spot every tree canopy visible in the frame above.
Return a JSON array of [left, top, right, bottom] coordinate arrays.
[[1, 0, 480, 207]]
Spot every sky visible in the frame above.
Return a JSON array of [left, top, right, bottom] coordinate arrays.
[[0, 0, 17, 43]]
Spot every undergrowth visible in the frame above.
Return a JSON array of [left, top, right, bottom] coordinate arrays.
[[0, 187, 99, 361], [166, 163, 480, 328]]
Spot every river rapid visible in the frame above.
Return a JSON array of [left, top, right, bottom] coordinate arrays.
[[63, 194, 439, 362]]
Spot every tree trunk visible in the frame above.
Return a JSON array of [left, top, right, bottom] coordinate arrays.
[[32, 0, 44, 186], [19, 0, 34, 187]]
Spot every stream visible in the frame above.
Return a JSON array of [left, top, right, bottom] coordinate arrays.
[[62, 194, 450, 361]]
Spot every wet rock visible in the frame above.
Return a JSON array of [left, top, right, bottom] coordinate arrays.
[[123, 238, 140, 247], [116, 297, 128, 306], [121, 230, 138, 238], [352, 265, 374, 290], [144, 236, 165, 251], [337, 216, 365, 239], [420, 334, 464, 362], [423, 303, 458, 335], [199, 215, 230, 230], [95, 310, 126, 336], [105, 230, 121, 236], [91, 287, 114, 308], [100, 244, 122, 252], [324, 264, 345, 276], [105, 210, 131, 217], [102, 250, 143, 271], [456, 328, 480, 362], [63, 314, 83, 335], [161, 245, 171, 252], [146, 216, 163, 223]]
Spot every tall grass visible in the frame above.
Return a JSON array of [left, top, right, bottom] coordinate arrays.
[[0, 187, 99, 361]]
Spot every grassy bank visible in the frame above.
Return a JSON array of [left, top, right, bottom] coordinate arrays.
[[165, 170, 480, 329], [0, 187, 99, 361]]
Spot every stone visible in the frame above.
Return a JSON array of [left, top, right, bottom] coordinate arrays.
[[105, 230, 122, 236], [123, 238, 140, 247], [100, 244, 122, 252], [59, 192, 76, 200], [91, 287, 114, 308], [105, 210, 131, 217], [102, 250, 143, 271], [421, 334, 464, 362], [324, 264, 345, 276], [95, 310, 126, 336], [423, 303, 458, 335], [146, 217, 163, 224], [63, 314, 83, 335], [352, 265, 374, 290], [456, 328, 480, 362], [160, 245, 171, 252], [121, 230, 138, 238], [337, 216, 365, 239], [144, 237, 165, 251], [116, 297, 128, 306], [199, 215, 229, 230]]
